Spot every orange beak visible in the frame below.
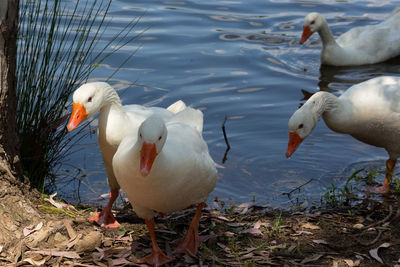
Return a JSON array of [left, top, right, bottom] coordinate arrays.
[[300, 25, 313, 44], [286, 131, 303, 158], [67, 103, 88, 132], [140, 142, 157, 176]]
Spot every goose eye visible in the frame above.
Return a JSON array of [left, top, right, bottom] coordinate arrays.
[[88, 96, 92, 102], [310, 20, 315, 25], [158, 136, 162, 141], [139, 133, 142, 138], [299, 124, 304, 129]]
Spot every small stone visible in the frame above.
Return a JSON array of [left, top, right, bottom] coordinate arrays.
[[54, 232, 67, 242], [353, 223, 364, 229], [75, 231, 102, 252]]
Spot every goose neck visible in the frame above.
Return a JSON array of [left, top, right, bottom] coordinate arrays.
[[318, 20, 337, 47]]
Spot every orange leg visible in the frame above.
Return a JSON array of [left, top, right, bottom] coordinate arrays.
[[137, 218, 174, 266], [368, 159, 396, 194], [174, 202, 205, 255], [89, 189, 120, 228]]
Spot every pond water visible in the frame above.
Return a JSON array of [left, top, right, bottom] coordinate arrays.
[[58, 0, 400, 208]]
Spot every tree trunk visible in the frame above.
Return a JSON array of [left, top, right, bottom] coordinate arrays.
[[0, 0, 41, 258], [0, 0, 21, 176]]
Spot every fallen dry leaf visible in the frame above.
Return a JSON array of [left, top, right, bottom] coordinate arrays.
[[240, 252, 255, 260], [344, 258, 360, 266], [64, 219, 77, 239], [369, 242, 391, 264], [235, 203, 250, 214], [239, 220, 270, 235], [112, 258, 133, 266], [216, 215, 233, 222], [67, 233, 83, 249], [240, 227, 262, 236], [27, 250, 80, 259], [23, 221, 43, 237], [25, 225, 54, 248], [63, 261, 100, 267], [302, 222, 320, 230], [313, 239, 329, 245], [92, 247, 105, 261], [238, 247, 257, 255], [23, 257, 46, 266], [226, 222, 247, 227], [44, 192, 76, 211], [301, 254, 323, 264], [114, 247, 131, 259], [269, 244, 286, 250], [253, 220, 270, 229], [290, 230, 313, 236], [224, 231, 235, 237], [116, 235, 132, 241], [288, 244, 297, 253]]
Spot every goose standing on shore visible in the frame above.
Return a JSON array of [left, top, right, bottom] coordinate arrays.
[[112, 108, 217, 266], [300, 9, 400, 66], [286, 76, 400, 193], [67, 82, 186, 228]]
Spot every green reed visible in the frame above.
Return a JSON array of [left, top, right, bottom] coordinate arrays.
[[16, 0, 143, 191]]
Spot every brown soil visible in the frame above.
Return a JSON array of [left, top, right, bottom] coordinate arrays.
[[1, 191, 400, 267]]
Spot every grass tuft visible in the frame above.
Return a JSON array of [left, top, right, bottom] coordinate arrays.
[[16, 0, 143, 191]]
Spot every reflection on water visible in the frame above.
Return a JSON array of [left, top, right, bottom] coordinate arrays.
[[58, 0, 400, 208], [318, 56, 400, 90]]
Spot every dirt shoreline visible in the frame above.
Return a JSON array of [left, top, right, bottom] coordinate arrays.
[[0, 193, 399, 266]]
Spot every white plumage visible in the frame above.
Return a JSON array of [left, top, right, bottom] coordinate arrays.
[[67, 82, 186, 227], [112, 107, 217, 265], [286, 76, 400, 193], [113, 107, 217, 219], [301, 9, 400, 66]]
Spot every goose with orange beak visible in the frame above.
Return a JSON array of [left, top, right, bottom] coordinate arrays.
[[66, 82, 187, 228], [286, 76, 400, 194], [300, 10, 400, 66], [113, 110, 217, 266]]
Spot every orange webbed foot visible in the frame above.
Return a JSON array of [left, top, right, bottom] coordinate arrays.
[[89, 209, 120, 228], [137, 247, 174, 266], [174, 226, 199, 255], [174, 203, 204, 256], [367, 184, 391, 194]]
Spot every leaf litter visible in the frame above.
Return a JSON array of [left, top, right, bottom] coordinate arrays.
[[1, 193, 400, 266]]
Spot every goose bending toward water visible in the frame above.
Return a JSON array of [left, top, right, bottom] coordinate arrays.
[[67, 82, 186, 228], [300, 9, 400, 66], [286, 76, 400, 193], [112, 108, 217, 266]]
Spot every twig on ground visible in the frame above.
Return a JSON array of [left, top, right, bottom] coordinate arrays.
[[357, 230, 383, 246], [282, 178, 314, 199], [363, 205, 393, 230]]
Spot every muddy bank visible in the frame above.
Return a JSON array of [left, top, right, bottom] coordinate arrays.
[[1, 191, 399, 266]]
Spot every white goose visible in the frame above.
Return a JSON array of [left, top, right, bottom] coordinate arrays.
[[112, 108, 217, 266], [286, 76, 400, 193], [67, 82, 186, 227], [300, 9, 400, 66]]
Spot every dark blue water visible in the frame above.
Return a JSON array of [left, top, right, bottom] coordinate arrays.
[[59, 0, 400, 208]]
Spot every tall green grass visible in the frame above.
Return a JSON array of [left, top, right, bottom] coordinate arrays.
[[16, 0, 142, 191]]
